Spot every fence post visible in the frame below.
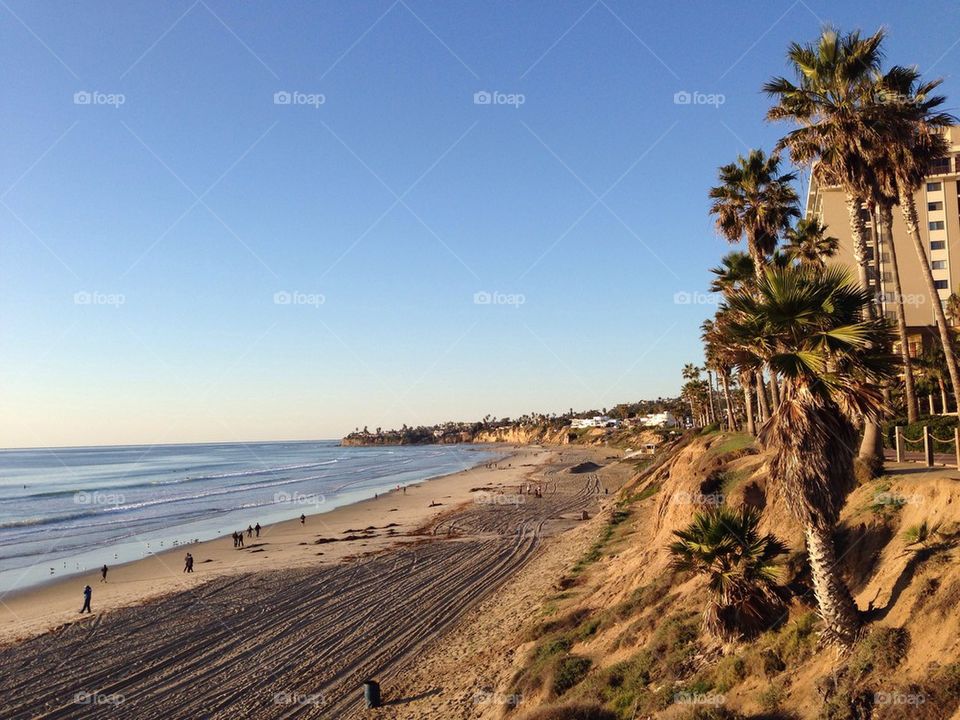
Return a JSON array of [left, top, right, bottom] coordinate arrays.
[[895, 426, 904, 463], [955, 427, 960, 471], [923, 425, 934, 467]]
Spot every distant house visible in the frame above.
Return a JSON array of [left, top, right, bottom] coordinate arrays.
[[571, 415, 620, 429], [637, 411, 677, 428]]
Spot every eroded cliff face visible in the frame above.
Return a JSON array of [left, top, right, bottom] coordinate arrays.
[[472, 425, 576, 445]]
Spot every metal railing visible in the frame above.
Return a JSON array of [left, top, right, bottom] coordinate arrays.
[[894, 425, 960, 468]]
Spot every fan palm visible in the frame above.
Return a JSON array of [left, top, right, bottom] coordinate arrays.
[[709, 252, 755, 295], [722, 263, 897, 645], [709, 149, 798, 415], [783, 217, 838, 269], [669, 505, 789, 640], [703, 317, 738, 431], [765, 26, 889, 469]]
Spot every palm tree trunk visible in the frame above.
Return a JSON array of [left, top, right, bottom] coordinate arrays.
[[768, 371, 780, 410], [899, 185, 960, 417], [805, 525, 860, 646], [755, 370, 770, 425], [880, 204, 919, 423], [846, 194, 884, 468], [707, 370, 718, 424], [742, 371, 755, 436], [721, 372, 736, 431]]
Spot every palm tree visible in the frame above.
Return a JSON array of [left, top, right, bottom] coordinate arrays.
[[669, 505, 789, 640], [783, 217, 838, 269], [875, 65, 960, 415], [709, 149, 800, 414], [945, 293, 960, 327], [709, 251, 755, 295], [723, 263, 896, 645], [703, 317, 738, 431], [765, 26, 889, 470]]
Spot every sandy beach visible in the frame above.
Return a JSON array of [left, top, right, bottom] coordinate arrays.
[[0, 443, 625, 719]]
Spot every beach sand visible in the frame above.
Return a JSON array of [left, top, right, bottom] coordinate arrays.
[[0, 444, 536, 644], [0, 443, 627, 719]]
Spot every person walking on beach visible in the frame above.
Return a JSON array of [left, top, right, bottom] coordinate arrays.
[[254, 523, 261, 538], [247, 525, 253, 539], [300, 514, 305, 526], [231, 532, 238, 548], [80, 585, 92, 614], [100, 564, 108, 583], [184, 553, 193, 573], [237, 531, 244, 548]]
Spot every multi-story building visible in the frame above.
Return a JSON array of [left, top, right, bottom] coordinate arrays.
[[805, 126, 960, 355]]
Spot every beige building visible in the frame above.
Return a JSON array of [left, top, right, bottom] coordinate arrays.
[[805, 126, 960, 354]]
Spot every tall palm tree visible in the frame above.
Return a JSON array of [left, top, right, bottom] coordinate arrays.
[[945, 293, 960, 327], [875, 65, 960, 415], [783, 217, 838, 269], [710, 150, 800, 413], [723, 263, 896, 645], [765, 26, 889, 469], [669, 505, 789, 640], [702, 317, 738, 431]]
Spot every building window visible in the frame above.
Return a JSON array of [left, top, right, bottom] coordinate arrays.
[[933, 260, 947, 270], [927, 182, 943, 191], [929, 157, 952, 175], [932, 240, 946, 250], [935, 280, 949, 290], [929, 201, 944, 211], [930, 221, 946, 231]]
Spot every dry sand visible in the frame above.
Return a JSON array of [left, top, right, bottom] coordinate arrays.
[[0, 444, 624, 719]]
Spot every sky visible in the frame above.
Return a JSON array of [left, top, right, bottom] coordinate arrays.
[[1, 0, 959, 448]]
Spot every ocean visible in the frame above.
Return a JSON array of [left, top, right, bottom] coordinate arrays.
[[0, 441, 499, 594]]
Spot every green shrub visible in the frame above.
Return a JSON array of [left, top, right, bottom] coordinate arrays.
[[552, 655, 592, 696]]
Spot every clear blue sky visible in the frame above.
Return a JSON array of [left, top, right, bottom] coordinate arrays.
[[2, 1, 958, 447]]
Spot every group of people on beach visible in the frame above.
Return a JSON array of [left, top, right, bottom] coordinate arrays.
[[232, 522, 264, 548]]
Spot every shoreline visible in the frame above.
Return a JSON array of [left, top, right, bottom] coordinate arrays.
[[0, 443, 536, 645]]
